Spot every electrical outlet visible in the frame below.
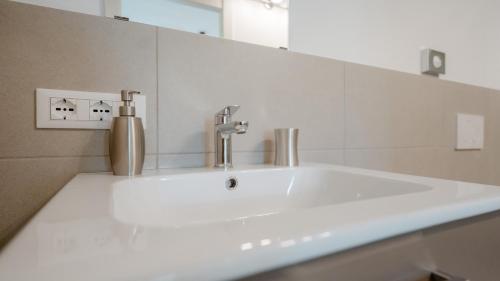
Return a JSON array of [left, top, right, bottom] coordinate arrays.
[[50, 98, 77, 120], [36, 88, 146, 129], [89, 100, 113, 121]]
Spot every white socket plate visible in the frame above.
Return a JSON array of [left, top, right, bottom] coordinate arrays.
[[36, 88, 147, 129]]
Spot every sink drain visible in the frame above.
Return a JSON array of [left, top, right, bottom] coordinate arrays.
[[225, 177, 238, 190]]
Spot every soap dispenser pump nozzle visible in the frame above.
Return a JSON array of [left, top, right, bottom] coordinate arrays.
[[119, 90, 140, 116]]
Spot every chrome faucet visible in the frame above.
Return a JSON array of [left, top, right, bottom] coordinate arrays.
[[214, 105, 249, 168]]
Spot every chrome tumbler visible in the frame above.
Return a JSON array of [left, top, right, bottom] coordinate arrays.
[[274, 128, 299, 167]]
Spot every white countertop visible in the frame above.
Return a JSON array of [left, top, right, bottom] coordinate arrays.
[[1, 164, 500, 281]]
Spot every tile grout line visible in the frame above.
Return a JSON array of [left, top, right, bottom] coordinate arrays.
[[344, 145, 451, 151], [156, 150, 346, 156], [342, 62, 347, 165], [155, 146, 450, 156], [0, 146, 454, 161], [155, 27, 160, 170], [0, 154, 158, 161]]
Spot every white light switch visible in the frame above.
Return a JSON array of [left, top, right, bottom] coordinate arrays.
[[456, 113, 484, 150]]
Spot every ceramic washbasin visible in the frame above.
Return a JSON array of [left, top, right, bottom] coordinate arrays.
[[2, 163, 500, 281], [112, 166, 432, 227]]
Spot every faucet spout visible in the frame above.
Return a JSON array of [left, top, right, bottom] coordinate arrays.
[[216, 121, 249, 136]]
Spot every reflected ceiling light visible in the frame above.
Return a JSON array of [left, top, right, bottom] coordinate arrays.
[[280, 239, 296, 248], [319, 232, 332, 239], [261, 0, 288, 9], [260, 239, 272, 246], [262, 0, 273, 9], [240, 242, 253, 251], [302, 236, 313, 243]]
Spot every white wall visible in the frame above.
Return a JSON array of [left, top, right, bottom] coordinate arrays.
[[224, 0, 288, 48], [12, 0, 104, 16], [290, 0, 500, 90]]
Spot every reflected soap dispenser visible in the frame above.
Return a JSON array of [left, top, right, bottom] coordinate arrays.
[[109, 90, 145, 176]]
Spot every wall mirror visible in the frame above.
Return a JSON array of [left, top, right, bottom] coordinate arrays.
[[11, 0, 500, 90], [105, 0, 289, 49]]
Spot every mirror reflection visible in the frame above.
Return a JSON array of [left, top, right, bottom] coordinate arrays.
[[110, 0, 289, 49], [11, 0, 499, 90]]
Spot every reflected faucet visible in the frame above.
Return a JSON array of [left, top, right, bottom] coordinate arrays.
[[214, 105, 249, 168]]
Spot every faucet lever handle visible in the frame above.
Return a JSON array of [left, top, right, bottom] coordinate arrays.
[[216, 105, 240, 117]]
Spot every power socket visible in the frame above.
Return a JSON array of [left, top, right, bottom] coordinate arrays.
[[50, 98, 77, 120], [36, 88, 147, 129], [89, 100, 113, 121]]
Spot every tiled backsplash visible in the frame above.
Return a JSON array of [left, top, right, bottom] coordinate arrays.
[[157, 28, 345, 167], [1, 1, 500, 246]]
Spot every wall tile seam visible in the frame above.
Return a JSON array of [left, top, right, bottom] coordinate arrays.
[[155, 26, 160, 170], [342, 61, 347, 165], [0, 154, 158, 161], [157, 149, 345, 155], [156, 145, 473, 155], [344, 145, 452, 151], [344, 61, 500, 92]]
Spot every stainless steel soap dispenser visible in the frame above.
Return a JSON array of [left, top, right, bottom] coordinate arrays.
[[109, 90, 145, 176]]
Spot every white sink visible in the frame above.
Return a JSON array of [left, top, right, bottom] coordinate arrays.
[[2, 163, 500, 281], [112, 167, 432, 227]]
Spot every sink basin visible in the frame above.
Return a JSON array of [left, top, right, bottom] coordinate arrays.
[[112, 167, 432, 227], [3, 163, 500, 281]]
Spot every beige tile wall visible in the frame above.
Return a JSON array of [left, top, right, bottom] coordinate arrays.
[[157, 28, 345, 167], [345, 63, 446, 149], [0, 1, 157, 246], [343, 63, 498, 185], [1, 0, 500, 247]]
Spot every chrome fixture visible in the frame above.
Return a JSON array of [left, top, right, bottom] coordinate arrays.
[[214, 105, 249, 168], [274, 128, 299, 167], [225, 177, 238, 190], [109, 90, 145, 176]]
